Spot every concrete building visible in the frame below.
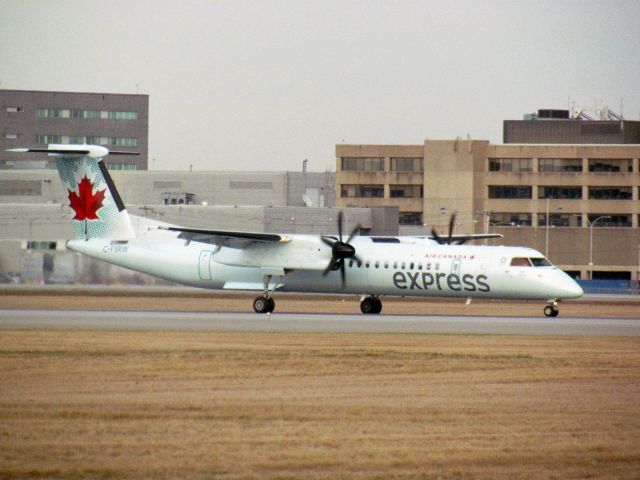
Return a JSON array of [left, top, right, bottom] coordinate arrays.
[[0, 89, 148, 170], [336, 140, 640, 281], [0, 169, 335, 207], [504, 108, 640, 144]]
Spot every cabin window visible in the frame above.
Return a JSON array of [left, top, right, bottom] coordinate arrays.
[[426, 263, 431, 270], [365, 262, 370, 268], [418, 263, 422, 270], [409, 262, 414, 270], [401, 262, 406, 270], [384, 262, 389, 269], [393, 262, 398, 269], [510, 257, 532, 267], [357, 261, 362, 268], [374, 261, 380, 269], [349, 260, 353, 267]]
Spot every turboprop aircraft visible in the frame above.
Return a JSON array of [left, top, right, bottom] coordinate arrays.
[[9, 145, 584, 317]]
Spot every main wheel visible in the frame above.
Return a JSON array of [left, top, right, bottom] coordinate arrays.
[[253, 296, 271, 314], [267, 297, 276, 313], [360, 298, 375, 314], [372, 298, 382, 314], [544, 305, 559, 317]]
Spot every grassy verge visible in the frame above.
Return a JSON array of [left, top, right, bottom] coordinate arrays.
[[1, 330, 639, 479]]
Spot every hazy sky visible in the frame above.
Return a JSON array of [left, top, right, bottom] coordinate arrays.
[[1, 0, 638, 172]]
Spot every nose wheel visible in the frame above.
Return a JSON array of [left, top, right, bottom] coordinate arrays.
[[360, 296, 382, 314], [544, 304, 559, 317], [253, 296, 275, 314]]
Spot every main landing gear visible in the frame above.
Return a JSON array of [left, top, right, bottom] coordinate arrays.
[[253, 273, 282, 314], [253, 295, 275, 314], [544, 300, 560, 317], [360, 296, 382, 314]]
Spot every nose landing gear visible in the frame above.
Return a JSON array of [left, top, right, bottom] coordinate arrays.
[[544, 301, 559, 317], [360, 296, 382, 314]]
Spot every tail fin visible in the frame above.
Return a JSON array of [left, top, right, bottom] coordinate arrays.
[[8, 144, 135, 240]]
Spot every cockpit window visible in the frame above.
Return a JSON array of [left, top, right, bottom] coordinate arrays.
[[530, 257, 552, 267], [510, 257, 532, 267]]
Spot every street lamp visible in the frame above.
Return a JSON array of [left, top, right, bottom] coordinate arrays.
[[589, 215, 611, 280], [545, 199, 563, 258]]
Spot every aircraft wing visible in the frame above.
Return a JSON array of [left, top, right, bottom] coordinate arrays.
[[410, 233, 503, 243], [159, 226, 330, 271], [442, 233, 503, 242], [158, 226, 290, 248]]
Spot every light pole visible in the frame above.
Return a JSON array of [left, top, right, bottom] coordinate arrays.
[[589, 215, 611, 280], [545, 198, 549, 257], [545, 200, 563, 258]]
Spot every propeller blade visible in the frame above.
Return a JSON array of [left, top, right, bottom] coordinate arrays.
[[337, 211, 344, 241], [321, 236, 335, 248], [431, 227, 444, 245], [340, 262, 346, 288], [322, 257, 338, 276], [346, 223, 361, 244], [447, 214, 456, 244]]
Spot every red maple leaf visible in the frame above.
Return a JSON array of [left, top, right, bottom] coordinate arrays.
[[68, 175, 106, 220]]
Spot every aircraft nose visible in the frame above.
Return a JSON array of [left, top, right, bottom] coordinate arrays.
[[558, 275, 584, 299]]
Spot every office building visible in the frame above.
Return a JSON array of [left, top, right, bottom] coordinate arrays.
[[0, 89, 148, 170], [336, 139, 640, 280]]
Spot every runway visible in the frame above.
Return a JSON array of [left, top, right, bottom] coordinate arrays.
[[1, 309, 639, 336]]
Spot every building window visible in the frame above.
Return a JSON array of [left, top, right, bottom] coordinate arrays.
[[4, 107, 24, 113], [35, 108, 68, 118], [341, 157, 384, 171], [341, 184, 384, 198], [587, 214, 631, 227], [108, 111, 138, 120], [390, 157, 423, 171], [83, 110, 101, 119], [588, 159, 632, 173], [488, 186, 532, 199], [538, 214, 582, 227], [588, 187, 632, 200], [4, 133, 24, 140], [539, 158, 582, 172], [538, 186, 582, 199], [390, 185, 423, 198], [399, 212, 423, 225], [161, 192, 195, 205], [489, 212, 532, 226], [107, 137, 137, 147], [106, 163, 137, 171], [488, 158, 532, 172], [68, 136, 86, 144], [26, 241, 57, 250], [35, 134, 62, 144]]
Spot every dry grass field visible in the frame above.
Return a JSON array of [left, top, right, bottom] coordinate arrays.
[[1, 327, 640, 479]]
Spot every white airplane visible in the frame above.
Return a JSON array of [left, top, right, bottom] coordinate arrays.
[[9, 145, 584, 317]]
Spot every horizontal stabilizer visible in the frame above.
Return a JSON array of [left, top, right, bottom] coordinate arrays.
[[6, 144, 139, 159]]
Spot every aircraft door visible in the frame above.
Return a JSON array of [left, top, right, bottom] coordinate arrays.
[[198, 250, 213, 280]]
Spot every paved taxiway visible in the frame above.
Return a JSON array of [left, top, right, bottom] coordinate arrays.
[[1, 309, 639, 336]]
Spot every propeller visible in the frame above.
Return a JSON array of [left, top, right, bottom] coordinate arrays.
[[430, 213, 467, 245], [321, 211, 361, 288]]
